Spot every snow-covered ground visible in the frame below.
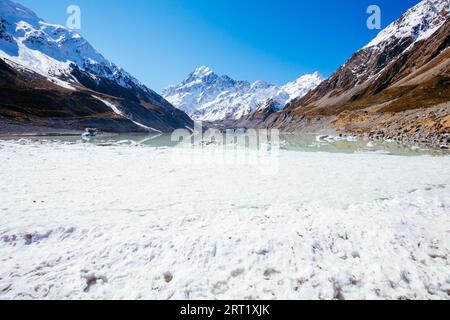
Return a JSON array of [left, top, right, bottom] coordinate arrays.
[[0, 139, 449, 300]]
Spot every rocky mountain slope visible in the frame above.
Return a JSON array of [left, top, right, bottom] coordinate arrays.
[[245, 0, 449, 149], [0, 0, 192, 134], [162, 66, 323, 121]]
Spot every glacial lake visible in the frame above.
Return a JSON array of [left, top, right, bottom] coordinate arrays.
[[0, 134, 443, 156], [0, 133, 442, 157]]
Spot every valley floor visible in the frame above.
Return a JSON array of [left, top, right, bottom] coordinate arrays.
[[0, 140, 449, 300]]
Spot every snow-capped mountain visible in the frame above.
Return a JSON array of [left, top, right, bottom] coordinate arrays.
[[348, 0, 449, 88], [0, 0, 157, 100], [0, 0, 192, 133], [283, 0, 450, 111], [364, 0, 449, 49], [162, 66, 323, 121], [252, 0, 449, 140]]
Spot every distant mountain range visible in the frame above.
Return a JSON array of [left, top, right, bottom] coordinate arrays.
[[162, 66, 323, 121], [0, 0, 192, 134]]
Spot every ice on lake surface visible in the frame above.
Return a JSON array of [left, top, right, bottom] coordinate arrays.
[[0, 135, 449, 299], [0, 132, 441, 156]]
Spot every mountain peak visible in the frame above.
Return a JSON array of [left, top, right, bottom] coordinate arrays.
[[364, 0, 449, 49], [295, 72, 324, 82], [191, 66, 214, 78], [0, 0, 40, 25], [311, 71, 323, 78]]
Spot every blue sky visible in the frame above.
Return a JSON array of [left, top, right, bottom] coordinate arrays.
[[19, 0, 419, 92]]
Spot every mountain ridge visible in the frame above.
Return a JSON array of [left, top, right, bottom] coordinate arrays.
[[237, 0, 449, 150], [0, 0, 193, 134]]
